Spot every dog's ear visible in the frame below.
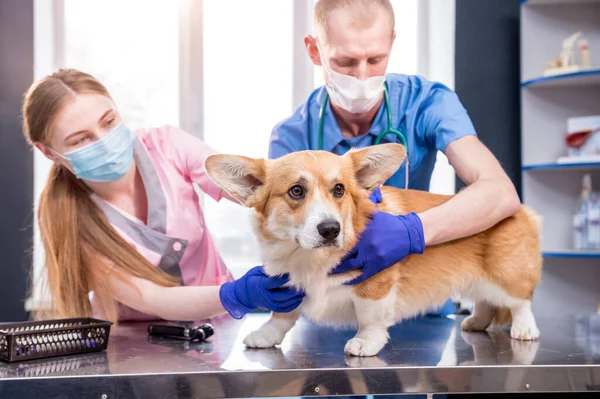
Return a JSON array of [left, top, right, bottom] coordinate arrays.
[[348, 143, 406, 191], [205, 154, 266, 207]]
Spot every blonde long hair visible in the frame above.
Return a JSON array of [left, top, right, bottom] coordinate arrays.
[[22, 69, 178, 323]]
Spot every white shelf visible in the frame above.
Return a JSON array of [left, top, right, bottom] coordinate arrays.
[[520, 88, 600, 165], [520, 2, 600, 83], [522, 69, 600, 88], [523, 161, 600, 171]]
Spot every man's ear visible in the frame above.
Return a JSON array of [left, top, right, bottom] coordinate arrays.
[[348, 143, 407, 191], [304, 34, 321, 66], [205, 154, 266, 207]]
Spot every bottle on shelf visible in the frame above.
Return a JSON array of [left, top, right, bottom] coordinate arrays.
[[587, 192, 600, 249], [579, 38, 592, 70], [573, 173, 592, 250], [573, 210, 587, 250]]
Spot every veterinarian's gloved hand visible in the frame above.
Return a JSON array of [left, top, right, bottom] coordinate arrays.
[[369, 186, 383, 204], [330, 211, 425, 285], [219, 266, 306, 319]]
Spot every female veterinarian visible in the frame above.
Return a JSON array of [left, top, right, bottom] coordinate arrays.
[[23, 68, 304, 324], [268, 0, 521, 316]]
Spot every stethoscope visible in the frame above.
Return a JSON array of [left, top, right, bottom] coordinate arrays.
[[317, 82, 410, 189]]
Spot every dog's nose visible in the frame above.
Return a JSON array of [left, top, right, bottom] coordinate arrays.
[[317, 219, 341, 241]]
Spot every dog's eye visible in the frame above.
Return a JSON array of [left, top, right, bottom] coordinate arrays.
[[333, 183, 345, 198], [288, 185, 305, 199]]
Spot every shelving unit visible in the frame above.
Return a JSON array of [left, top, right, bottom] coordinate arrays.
[[520, 0, 600, 255], [520, 0, 600, 316]]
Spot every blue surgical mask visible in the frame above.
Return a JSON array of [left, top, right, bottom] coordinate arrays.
[[56, 122, 136, 183]]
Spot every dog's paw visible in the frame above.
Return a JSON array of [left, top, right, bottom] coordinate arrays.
[[461, 315, 490, 332], [510, 322, 540, 341], [344, 337, 385, 357], [243, 325, 285, 349]]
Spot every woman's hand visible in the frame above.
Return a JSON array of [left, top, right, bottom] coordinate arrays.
[[219, 266, 305, 319]]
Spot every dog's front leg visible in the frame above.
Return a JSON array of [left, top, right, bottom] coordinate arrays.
[[345, 286, 397, 357], [243, 308, 301, 349]]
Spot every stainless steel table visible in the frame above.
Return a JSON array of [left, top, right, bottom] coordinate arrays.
[[0, 313, 598, 398]]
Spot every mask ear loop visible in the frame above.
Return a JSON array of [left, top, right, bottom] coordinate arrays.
[[47, 147, 76, 175], [316, 40, 329, 73]]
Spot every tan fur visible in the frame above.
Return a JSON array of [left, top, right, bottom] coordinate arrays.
[[355, 186, 542, 305], [205, 143, 543, 354]]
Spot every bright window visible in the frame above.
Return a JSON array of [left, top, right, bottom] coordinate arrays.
[[63, 0, 180, 129], [202, 0, 294, 278]]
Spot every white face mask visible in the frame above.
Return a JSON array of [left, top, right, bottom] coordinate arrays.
[[319, 45, 386, 114]]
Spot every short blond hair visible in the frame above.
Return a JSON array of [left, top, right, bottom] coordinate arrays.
[[313, 0, 395, 41]]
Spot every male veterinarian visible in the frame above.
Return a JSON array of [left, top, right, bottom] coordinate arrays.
[[268, 0, 520, 316]]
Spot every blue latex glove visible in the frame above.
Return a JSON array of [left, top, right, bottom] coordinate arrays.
[[330, 188, 425, 284], [219, 266, 305, 319], [368, 186, 382, 204]]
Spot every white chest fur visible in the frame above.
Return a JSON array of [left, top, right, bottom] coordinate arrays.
[[258, 234, 360, 328], [299, 283, 358, 328]]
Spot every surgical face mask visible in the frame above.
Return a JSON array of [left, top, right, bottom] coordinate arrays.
[[319, 45, 386, 114], [53, 122, 136, 183]]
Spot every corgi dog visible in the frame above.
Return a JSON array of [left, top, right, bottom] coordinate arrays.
[[205, 143, 542, 357]]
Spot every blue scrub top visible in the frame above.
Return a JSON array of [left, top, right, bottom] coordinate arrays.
[[268, 73, 477, 192]]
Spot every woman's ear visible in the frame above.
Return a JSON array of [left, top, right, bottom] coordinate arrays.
[[34, 141, 74, 173], [34, 141, 58, 162]]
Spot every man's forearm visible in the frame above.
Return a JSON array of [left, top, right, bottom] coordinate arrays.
[[418, 178, 521, 246]]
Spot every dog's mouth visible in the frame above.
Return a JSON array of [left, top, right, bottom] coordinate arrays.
[[293, 236, 343, 250], [313, 239, 340, 249]]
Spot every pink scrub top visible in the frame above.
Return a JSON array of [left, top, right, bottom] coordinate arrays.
[[90, 125, 234, 321]]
